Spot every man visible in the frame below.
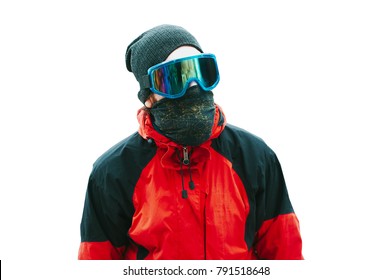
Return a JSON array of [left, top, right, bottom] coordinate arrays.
[[78, 24, 303, 260]]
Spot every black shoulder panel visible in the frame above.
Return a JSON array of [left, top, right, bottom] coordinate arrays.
[[80, 133, 157, 247]]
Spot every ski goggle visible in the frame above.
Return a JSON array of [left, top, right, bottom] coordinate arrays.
[[139, 53, 220, 98]]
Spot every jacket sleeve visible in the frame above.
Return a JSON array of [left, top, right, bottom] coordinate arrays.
[[78, 171, 137, 260], [253, 150, 303, 260]]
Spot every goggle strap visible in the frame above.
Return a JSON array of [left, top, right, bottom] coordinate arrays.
[[139, 75, 151, 90]]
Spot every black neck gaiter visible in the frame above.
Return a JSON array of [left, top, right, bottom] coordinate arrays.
[[149, 86, 216, 146]]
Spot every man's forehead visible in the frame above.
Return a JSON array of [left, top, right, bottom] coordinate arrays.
[[165, 46, 201, 62]]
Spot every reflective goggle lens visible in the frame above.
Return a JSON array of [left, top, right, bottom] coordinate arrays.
[[147, 54, 219, 98]]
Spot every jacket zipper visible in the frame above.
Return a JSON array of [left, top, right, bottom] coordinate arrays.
[[204, 203, 207, 260], [182, 146, 190, 165], [183, 146, 206, 258]]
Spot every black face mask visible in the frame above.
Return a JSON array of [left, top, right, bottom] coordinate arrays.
[[149, 86, 215, 146]]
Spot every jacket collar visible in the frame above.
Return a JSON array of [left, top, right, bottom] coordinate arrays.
[[137, 104, 226, 171]]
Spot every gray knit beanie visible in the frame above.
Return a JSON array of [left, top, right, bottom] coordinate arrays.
[[125, 24, 203, 103]]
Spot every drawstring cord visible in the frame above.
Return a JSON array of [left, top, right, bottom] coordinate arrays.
[[178, 152, 187, 199], [187, 150, 195, 190], [176, 146, 195, 199]]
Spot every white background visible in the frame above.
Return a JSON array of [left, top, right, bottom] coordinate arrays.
[[0, 0, 390, 279]]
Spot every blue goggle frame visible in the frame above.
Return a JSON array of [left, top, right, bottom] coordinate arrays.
[[140, 53, 220, 98]]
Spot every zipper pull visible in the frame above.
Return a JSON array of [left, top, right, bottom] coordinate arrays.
[[183, 146, 190, 165]]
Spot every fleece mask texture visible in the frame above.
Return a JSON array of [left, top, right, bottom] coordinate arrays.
[[149, 86, 215, 147]]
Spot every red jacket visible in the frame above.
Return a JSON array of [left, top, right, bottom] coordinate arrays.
[[78, 105, 303, 260]]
